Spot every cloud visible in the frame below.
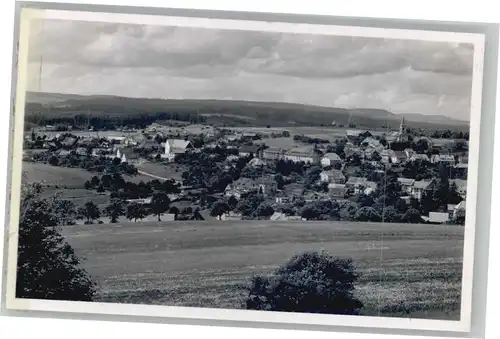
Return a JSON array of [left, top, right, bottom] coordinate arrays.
[[27, 19, 475, 120]]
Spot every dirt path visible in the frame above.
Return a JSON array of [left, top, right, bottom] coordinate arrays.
[[137, 170, 170, 181]]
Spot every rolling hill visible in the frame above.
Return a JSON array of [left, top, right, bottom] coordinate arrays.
[[24, 91, 470, 131]]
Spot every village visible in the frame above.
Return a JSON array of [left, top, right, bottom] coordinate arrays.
[[22, 116, 469, 226]]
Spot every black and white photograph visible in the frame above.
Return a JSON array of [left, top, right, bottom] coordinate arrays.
[[4, 7, 486, 333]]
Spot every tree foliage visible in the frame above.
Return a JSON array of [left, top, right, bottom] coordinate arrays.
[[246, 251, 363, 315], [16, 182, 96, 301]]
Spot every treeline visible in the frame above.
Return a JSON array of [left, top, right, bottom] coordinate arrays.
[[25, 108, 207, 130], [31, 151, 138, 176]]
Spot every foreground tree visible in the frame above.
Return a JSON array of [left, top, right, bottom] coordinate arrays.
[[16, 181, 96, 301], [246, 251, 363, 315]]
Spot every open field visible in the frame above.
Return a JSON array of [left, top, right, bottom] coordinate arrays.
[[22, 162, 95, 188], [61, 221, 464, 320], [23, 161, 156, 187], [41, 187, 110, 208]]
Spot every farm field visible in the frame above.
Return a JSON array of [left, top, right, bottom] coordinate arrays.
[[22, 162, 95, 188], [23, 161, 155, 187], [62, 221, 464, 320], [229, 126, 386, 140]]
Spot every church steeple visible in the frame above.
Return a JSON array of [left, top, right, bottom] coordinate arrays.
[[399, 116, 407, 134]]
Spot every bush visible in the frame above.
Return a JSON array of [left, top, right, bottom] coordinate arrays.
[[246, 251, 363, 315]]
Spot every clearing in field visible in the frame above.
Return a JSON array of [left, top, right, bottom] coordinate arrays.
[[62, 220, 464, 320]]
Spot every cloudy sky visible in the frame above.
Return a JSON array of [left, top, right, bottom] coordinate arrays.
[[27, 19, 475, 121]]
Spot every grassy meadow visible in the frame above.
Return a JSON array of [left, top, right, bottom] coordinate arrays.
[[61, 220, 464, 320]]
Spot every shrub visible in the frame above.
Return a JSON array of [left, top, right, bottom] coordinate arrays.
[[246, 251, 363, 315]]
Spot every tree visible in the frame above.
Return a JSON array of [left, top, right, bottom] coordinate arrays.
[[382, 206, 400, 223], [402, 208, 423, 223], [104, 198, 125, 223], [79, 201, 100, 224], [150, 192, 170, 221], [246, 251, 363, 315], [355, 207, 381, 222], [255, 203, 275, 218], [90, 176, 100, 188], [51, 198, 77, 226], [48, 155, 59, 166], [211, 200, 230, 219], [126, 202, 147, 222], [16, 182, 96, 301]]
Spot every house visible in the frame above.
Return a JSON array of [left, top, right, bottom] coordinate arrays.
[[304, 192, 331, 202], [344, 146, 362, 159], [255, 176, 278, 196], [225, 155, 240, 163], [321, 152, 342, 168], [270, 212, 287, 221], [424, 212, 450, 224], [361, 137, 383, 150], [328, 185, 348, 199], [431, 154, 456, 165], [454, 163, 468, 178], [247, 158, 267, 167], [346, 130, 362, 138], [270, 212, 302, 221], [345, 177, 368, 194], [363, 181, 378, 195], [162, 139, 192, 161], [275, 194, 292, 204], [380, 149, 395, 164], [391, 151, 408, 164], [220, 212, 243, 221], [284, 147, 320, 164], [453, 200, 466, 219], [397, 178, 415, 195], [75, 147, 87, 156], [450, 179, 467, 199], [224, 178, 259, 199], [262, 147, 286, 160], [57, 149, 72, 157], [239, 144, 262, 157], [411, 178, 437, 200], [410, 153, 430, 162], [319, 169, 346, 184]]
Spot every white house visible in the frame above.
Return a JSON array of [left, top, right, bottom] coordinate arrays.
[[162, 139, 192, 161], [284, 147, 319, 164], [321, 153, 342, 167], [319, 170, 346, 184]]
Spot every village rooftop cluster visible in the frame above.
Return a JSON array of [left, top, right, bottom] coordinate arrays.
[[22, 117, 469, 226]]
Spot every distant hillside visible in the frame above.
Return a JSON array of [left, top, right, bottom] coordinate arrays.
[[400, 113, 469, 126], [24, 91, 470, 131]]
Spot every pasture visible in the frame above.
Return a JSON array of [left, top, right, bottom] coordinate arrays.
[[23, 161, 155, 187], [22, 162, 95, 188], [62, 221, 464, 320]]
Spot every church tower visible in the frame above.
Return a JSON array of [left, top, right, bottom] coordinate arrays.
[[399, 116, 407, 134]]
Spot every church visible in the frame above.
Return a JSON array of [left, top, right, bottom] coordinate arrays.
[[386, 117, 411, 144]]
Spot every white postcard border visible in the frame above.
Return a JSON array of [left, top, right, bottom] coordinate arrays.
[[3, 7, 487, 334]]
